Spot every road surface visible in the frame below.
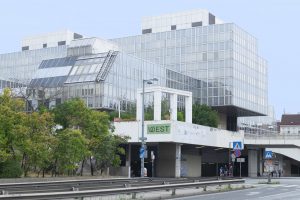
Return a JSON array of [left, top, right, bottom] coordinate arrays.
[[171, 178, 300, 200]]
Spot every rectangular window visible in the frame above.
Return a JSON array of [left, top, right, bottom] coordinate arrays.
[[142, 28, 152, 34], [22, 46, 29, 51], [171, 25, 176, 30], [43, 43, 47, 48], [58, 41, 66, 46], [191, 21, 202, 27]]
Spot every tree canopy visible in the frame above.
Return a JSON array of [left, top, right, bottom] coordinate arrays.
[[0, 89, 127, 178], [192, 104, 219, 128]]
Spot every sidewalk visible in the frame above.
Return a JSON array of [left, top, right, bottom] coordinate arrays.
[[83, 183, 252, 200]]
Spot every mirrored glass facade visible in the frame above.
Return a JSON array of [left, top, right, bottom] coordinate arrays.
[[0, 46, 67, 84], [112, 23, 268, 116], [0, 10, 268, 125]]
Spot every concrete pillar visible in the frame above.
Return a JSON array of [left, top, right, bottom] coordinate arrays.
[[126, 144, 131, 167], [154, 91, 162, 121], [258, 149, 263, 176], [126, 144, 132, 178], [156, 143, 181, 178], [175, 144, 181, 177], [170, 94, 178, 121], [283, 159, 291, 176], [185, 96, 192, 123], [136, 93, 142, 121], [248, 149, 258, 177]]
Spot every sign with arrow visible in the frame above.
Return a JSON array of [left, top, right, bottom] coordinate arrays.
[[140, 147, 145, 159]]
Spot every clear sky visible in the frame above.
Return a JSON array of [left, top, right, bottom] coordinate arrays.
[[0, 0, 299, 119]]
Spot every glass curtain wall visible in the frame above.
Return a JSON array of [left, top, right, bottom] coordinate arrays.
[[112, 23, 268, 115]]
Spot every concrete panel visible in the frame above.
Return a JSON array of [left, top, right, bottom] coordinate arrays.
[[156, 143, 181, 177], [248, 149, 258, 177], [181, 154, 202, 177], [282, 159, 291, 176]]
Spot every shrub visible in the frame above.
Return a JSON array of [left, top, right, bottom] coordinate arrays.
[[0, 160, 23, 178]]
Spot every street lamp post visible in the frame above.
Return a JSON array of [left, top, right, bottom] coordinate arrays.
[[140, 78, 158, 177]]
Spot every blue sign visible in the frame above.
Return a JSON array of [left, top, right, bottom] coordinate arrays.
[[233, 141, 243, 150], [140, 147, 145, 159], [265, 151, 273, 159]]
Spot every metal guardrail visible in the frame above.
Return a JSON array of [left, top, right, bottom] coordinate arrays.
[[0, 179, 245, 199], [245, 133, 300, 139], [0, 177, 219, 195]]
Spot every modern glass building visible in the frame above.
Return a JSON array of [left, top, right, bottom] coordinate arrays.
[[0, 10, 268, 131]]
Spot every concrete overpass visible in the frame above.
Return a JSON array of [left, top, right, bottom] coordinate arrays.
[[245, 133, 300, 148], [113, 86, 300, 177]]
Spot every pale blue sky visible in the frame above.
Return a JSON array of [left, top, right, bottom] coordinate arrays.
[[1, 0, 299, 119]]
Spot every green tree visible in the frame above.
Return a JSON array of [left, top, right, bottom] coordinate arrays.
[[91, 135, 128, 174], [52, 98, 127, 176], [52, 98, 89, 129], [0, 88, 28, 177], [0, 88, 26, 162], [53, 129, 89, 175], [20, 112, 56, 177], [192, 104, 219, 128]]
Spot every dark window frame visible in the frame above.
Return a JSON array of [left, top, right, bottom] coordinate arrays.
[[22, 46, 29, 51], [142, 28, 152, 34], [58, 41, 66, 46], [191, 21, 202, 27]]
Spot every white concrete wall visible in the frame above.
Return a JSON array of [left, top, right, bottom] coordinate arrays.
[[114, 120, 244, 148], [281, 125, 300, 135], [141, 9, 224, 33], [22, 30, 76, 50]]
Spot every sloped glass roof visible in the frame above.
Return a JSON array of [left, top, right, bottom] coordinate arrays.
[[65, 51, 117, 84], [39, 56, 77, 69], [29, 56, 77, 88], [29, 51, 118, 88]]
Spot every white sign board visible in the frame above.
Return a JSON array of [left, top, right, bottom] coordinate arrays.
[[236, 158, 245, 163]]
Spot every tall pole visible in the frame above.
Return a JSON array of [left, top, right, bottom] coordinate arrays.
[[118, 99, 121, 118], [140, 80, 145, 177], [240, 161, 242, 177], [228, 142, 230, 176]]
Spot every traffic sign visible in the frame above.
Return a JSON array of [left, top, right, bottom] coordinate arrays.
[[234, 149, 241, 158], [237, 158, 245, 162], [233, 141, 243, 150], [140, 147, 145, 159], [231, 153, 236, 160], [265, 151, 273, 159]]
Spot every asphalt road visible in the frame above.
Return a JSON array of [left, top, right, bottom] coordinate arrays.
[[171, 178, 300, 200]]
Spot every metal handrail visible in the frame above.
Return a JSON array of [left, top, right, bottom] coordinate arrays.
[[0, 179, 245, 199]]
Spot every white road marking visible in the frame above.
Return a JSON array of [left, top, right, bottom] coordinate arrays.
[[247, 191, 260, 195], [282, 185, 299, 188]]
